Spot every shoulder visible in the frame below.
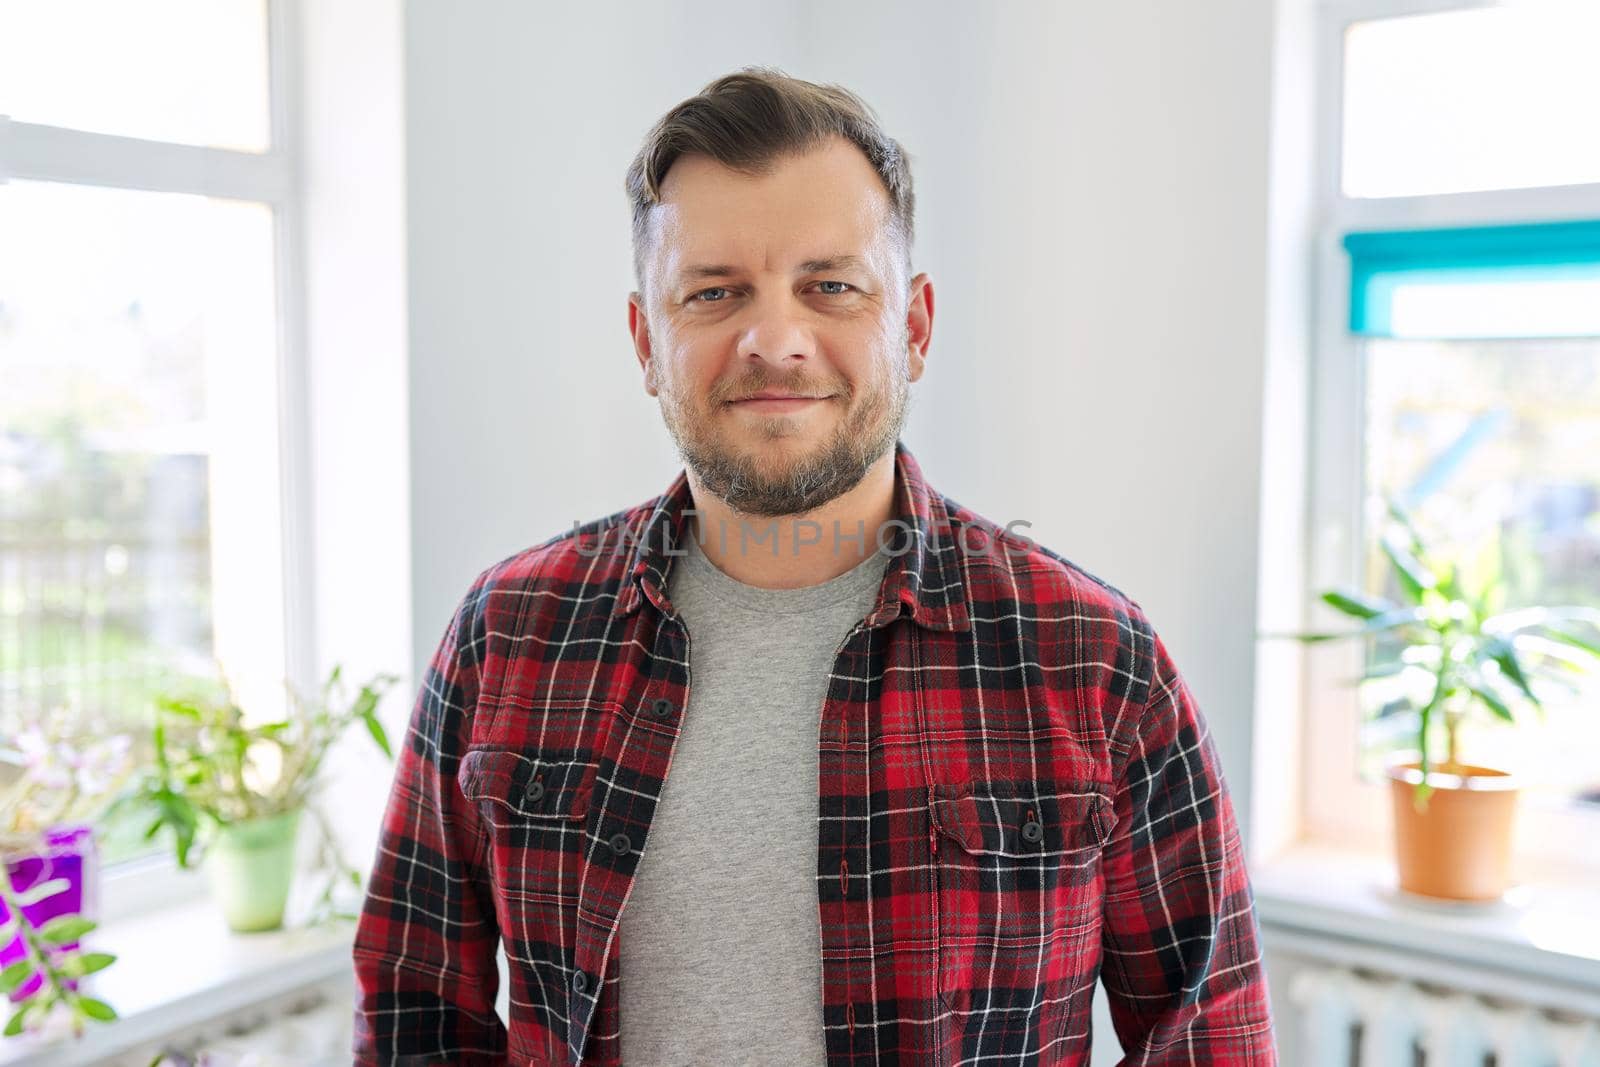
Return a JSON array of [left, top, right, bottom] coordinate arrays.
[[454, 495, 659, 634], [939, 493, 1161, 705], [941, 494, 1151, 632]]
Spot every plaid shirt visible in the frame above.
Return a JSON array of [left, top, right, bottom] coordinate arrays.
[[352, 439, 1276, 1066]]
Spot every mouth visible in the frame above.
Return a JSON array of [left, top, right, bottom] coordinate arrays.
[[729, 393, 833, 412]]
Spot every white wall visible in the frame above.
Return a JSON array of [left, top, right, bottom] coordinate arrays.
[[402, 2, 1287, 1056], [299, 0, 412, 900]]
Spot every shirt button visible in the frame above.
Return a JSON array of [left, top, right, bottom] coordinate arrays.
[[524, 779, 546, 804], [651, 697, 674, 718], [1020, 819, 1043, 843], [571, 969, 588, 993], [609, 832, 632, 855]]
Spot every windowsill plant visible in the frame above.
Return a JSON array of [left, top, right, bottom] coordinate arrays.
[[1283, 500, 1600, 901], [105, 664, 398, 934], [0, 726, 135, 1041]]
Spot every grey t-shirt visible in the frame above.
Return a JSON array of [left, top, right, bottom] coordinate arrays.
[[616, 527, 890, 1065]]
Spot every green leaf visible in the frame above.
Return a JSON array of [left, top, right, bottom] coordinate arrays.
[[0, 960, 35, 995], [152, 715, 173, 779], [350, 687, 380, 721], [1538, 624, 1600, 661], [38, 915, 96, 945], [1468, 684, 1515, 723], [75, 996, 117, 1021], [1321, 589, 1396, 620], [1372, 696, 1417, 720], [1511, 633, 1600, 677], [4, 1001, 31, 1037], [1281, 630, 1347, 644], [1385, 499, 1435, 562], [1380, 532, 1435, 605], [1361, 606, 1430, 635], [323, 663, 344, 701], [1461, 532, 1506, 620], [1482, 637, 1540, 708], [1358, 658, 1414, 683], [59, 952, 116, 979], [1485, 605, 1600, 633], [155, 697, 203, 720], [173, 826, 196, 868], [1434, 558, 1465, 604], [1285, 603, 1428, 646], [361, 712, 393, 760]]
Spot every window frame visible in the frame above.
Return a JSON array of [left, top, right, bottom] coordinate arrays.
[[0, 0, 316, 922], [1303, 0, 1600, 876]]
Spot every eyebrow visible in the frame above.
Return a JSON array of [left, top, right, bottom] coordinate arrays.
[[677, 254, 869, 282]]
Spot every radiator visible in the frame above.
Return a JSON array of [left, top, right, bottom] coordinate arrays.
[[107, 977, 353, 1067], [1289, 965, 1600, 1067]]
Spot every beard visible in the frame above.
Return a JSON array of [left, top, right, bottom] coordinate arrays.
[[655, 337, 911, 518]]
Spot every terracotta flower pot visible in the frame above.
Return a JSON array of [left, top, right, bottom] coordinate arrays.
[[1386, 760, 1519, 902]]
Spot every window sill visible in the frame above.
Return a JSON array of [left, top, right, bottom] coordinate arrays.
[[1253, 842, 1600, 998], [0, 900, 354, 1067]]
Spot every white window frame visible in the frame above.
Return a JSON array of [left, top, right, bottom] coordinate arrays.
[[0, 0, 316, 921], [1302, 0, 1600, 877]]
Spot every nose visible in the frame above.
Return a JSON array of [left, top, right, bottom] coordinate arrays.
[[735, 290, 818, 368]]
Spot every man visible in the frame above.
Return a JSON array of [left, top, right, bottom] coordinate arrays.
[[353, 67, 1276, 1066]]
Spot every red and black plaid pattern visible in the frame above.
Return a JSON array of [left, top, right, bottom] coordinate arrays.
[[352, 439, 1276, 1065]]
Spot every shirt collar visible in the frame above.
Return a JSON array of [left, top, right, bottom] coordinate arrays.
[[609, 438, 971, 633]]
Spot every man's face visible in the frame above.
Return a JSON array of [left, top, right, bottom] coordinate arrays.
[[628, 136, 930, 518]]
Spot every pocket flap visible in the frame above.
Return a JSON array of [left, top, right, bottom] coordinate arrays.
[[930, 779, 1112, 856], [457, 747, 594, 820]]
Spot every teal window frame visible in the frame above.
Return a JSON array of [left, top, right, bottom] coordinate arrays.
[[1344, 218, 1600, 339]]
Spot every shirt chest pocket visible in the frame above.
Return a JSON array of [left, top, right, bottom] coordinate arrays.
[[928, 779, 1114, 1019], [457, 748, 596, 914]]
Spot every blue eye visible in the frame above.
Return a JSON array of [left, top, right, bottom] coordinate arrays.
[[816, 281, 854, 295], [692, 287, 730, 302]]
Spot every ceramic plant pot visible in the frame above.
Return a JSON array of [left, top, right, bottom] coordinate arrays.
[[1, 824, 97, 1000], [202, 808, 302, 932], [1387, 760, 1519, 902]]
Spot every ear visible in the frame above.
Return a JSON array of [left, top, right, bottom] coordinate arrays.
[[903, 272, 934, 383], [628, 290, 658, 397]]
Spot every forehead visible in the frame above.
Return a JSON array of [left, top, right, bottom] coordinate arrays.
[[651, 137, 894, 281]]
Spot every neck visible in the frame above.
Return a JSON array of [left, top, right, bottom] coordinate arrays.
[[684, 449, 897, 590]]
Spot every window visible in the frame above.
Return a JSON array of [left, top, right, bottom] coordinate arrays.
[[0, 0, 271, 151], [1304, 1, 1600, 872], [1341, 4, 1600, 198], [0, 1, 306, 896]]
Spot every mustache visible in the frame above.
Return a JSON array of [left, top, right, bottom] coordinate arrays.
[[714, 368, 849, 404]]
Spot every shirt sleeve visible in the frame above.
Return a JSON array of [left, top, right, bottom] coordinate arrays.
[[1098, 621, 1278, 1064], [352, 578, 508, 1065]]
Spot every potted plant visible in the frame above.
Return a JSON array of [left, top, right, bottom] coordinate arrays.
[[0, 724, 136, 1040], [108, 664, 399, 933], [1288, 500, 1600, 901]]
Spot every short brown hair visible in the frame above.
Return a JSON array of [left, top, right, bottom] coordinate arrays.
[[625, 65, 915, 306]]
